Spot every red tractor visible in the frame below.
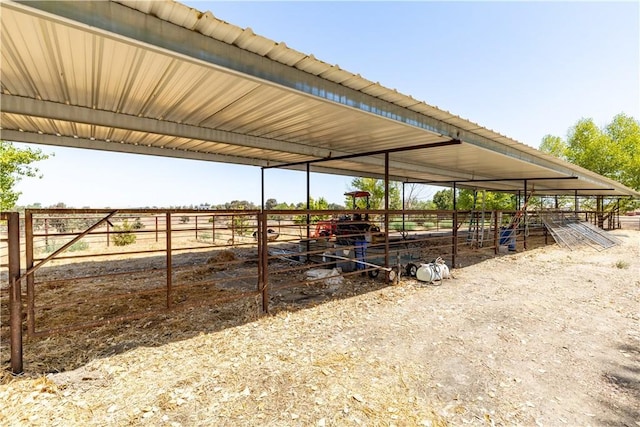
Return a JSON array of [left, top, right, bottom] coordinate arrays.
[[312, 191, 380, 241]]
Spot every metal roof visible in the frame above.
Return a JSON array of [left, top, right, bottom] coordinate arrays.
[[1, 0, 638, 198]]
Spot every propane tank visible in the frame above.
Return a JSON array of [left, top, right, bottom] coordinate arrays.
[[416, 263, 439, 283], [416, 260, 451, 283]]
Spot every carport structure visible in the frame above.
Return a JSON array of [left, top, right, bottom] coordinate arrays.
[[1, 0, 639, 373], [2, 0, 638, 198]]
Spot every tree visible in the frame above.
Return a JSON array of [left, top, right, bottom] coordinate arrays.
[[346, 178, 401, 209], [0, 141, 50, 210], [539, 134, 566, 159], [432, 188, 515, 210], [293, 196, 330, 223], [605, 113, 640, 191], [432, 189, 454, 210], [544, 114, 640, 191], [265, 198, 278, 210], [403, 183, 430, 209]]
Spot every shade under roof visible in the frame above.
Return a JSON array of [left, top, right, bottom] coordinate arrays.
[[1, 0, 638, 198]]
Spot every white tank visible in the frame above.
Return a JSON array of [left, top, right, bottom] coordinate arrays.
[[416, 263, 439, 283], [416, 261, 450, 283]]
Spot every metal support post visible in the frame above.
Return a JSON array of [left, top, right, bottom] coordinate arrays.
[[524, 180, 528, 250], [306, 163, 311, 258], [384, 153, 390, 282], [260, 212, 269, 313], [452, 183, 457, 268], [6, 212, 23, 373], [261, 167, 265, 211], [25, 211, 35, 335], [166, 212, 172, 309], [493, 210, 499, 254]]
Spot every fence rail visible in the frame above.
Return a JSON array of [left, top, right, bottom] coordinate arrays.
[[0, 207, 596, 373]]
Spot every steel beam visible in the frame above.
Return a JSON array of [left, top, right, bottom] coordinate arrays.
[[262, 139, 461, 169]]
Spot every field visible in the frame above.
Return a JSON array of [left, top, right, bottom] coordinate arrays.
[[0, 228, 638, 426]]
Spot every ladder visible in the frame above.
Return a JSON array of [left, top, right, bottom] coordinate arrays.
[[478, 191, 487, 247], [504, 187, 535, 242], [467, 190, 488, 248], [466, 190, 478, 245]]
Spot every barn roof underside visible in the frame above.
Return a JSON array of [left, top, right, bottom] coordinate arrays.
[[1, 0, 638, 198]]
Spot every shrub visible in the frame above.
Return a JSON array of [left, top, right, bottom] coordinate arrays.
[[112, 219, 137, 246], [42, 239, 89, 253], [197, 232, 212, 243], [615, 260, 629, 269], [390, 221, 417, 232]]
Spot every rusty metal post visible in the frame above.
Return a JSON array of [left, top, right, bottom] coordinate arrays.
[[195, 215, 198, 241], [25, 211, 35, 336], [257, 212, 263, 295], [259, 212, 269, 313], [106, 220, 110, 247], [306, 163, 310, 259], [231, 215, 235, 246], [261, 167, 265, 210], [384, 153, 390, 282], [6, 212, 23, 373], [155, 216, 159, 242], [452, 183, 457, 268], [493, 210, 499, 254], [402, 182, 406, 232], [211, 215, 216, 244], [166, 212, 172, 309], [44, 217, 49, 247], [523, 180, 528, 250]]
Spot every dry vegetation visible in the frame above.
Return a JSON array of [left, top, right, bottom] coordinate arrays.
[[1, 229, 639, 426]]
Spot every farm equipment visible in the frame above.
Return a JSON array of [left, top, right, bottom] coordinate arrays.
[[311, 191, 381, 241]]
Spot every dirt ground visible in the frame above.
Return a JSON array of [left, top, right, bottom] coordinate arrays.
[[1, 229, 639, 426]]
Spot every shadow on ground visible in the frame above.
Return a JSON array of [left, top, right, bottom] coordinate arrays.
[[597, 342, 640, 426], [1, 235, 551, 377]]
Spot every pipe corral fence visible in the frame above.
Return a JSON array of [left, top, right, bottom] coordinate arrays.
[[0, 207, 621, 373]]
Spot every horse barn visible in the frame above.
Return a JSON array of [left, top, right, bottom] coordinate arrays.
[[1, 0, 639, 374]]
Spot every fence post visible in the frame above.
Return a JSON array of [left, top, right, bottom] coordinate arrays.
[[211, 215, 216, 244], [452, 211, 458, 268], [6, 212, 23, 374], [259, 212, 269, 313], [166, 212, 172, 309], [493, 210, 499, 254], [25, 211, 35, 336]]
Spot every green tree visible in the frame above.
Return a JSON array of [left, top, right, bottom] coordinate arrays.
[[432, 189, 454, 210], [346, 178, 401, 209], [432, 188, 514, 210], [294, 196, 330, 223], [542, 114, 640, 191], [604, 113, 640, 190], [265, 198, 278, 210], [0, 141, 50, 210], [539, 134, 567, 159]]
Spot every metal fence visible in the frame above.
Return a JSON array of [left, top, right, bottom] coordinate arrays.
[[2, 207, 554, 373]]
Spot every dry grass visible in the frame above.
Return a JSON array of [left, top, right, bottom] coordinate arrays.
[[1, 231, 638, 426], [1, 284, 447, 426]]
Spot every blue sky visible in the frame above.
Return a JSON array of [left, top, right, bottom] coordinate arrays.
[[12, 1, 640, 208]]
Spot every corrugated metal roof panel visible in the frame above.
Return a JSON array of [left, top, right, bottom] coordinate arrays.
[[1, 0, 637, 198]]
